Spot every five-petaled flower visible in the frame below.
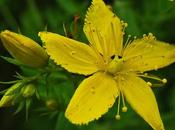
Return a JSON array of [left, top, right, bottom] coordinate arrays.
[[39, 0, 175, 129]]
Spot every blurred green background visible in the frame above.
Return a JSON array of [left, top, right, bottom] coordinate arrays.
[[0, 0, 175, 130]]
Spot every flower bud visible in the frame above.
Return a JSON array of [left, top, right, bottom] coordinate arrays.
[[0, 30, 49, 68], [21, 84, 36, 98], [45, 99, 58, 111], [0, 82, 21, 107]]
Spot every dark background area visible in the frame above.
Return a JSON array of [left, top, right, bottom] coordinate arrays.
[[0, 0, 175, 130]]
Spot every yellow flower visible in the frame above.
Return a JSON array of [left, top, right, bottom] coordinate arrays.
[[0, 30, 49, 68], [39, 0, 175, 129]]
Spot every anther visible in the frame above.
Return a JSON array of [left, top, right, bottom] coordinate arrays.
[[162, 78, 167, 84], [148, 32, 153, 37], [143, 34, 146, 37], [144, 73, 148, 76], [128, 34, 131, 38], [147, 82, 152, 86], [122, 106, 128, 112], [124, 23, 128, 27], [121, 20, 124, 25], [115, 115, 121, 120]]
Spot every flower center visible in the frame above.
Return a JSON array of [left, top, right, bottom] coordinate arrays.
[[107, 55, 123, 74]]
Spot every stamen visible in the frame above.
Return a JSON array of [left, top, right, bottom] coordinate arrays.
[[139, 73, 163, 82], [124, 35, 131, 48], [138, 73, 167, 86], [121, 20, 128, 36], [121, 90, 128, 113], [115, 93, 121, 120], [122, 35, 134, 55], [143, 33, 156, 40]]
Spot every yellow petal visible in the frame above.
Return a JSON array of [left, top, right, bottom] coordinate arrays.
[[122, 38, 175, 72], [39, 32, 104, 75], [65, 72, 119, 124], [0, 30, 48, 68], [84, 0, 123, 61], [116, 74, 164, 130]]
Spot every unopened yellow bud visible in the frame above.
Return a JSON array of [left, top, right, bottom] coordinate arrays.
[[21, 84, 36, 98], [45, 99, 58, 111], [0, 30, 49, 68], [0, 82, 21, 107]]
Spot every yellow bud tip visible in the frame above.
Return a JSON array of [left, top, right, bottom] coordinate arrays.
[[162, 78, 167, 84], [1, 30, 49, 68], [115, 115, 121, 120], [147, 82, 152, 86], [122, 106, 128, 112]]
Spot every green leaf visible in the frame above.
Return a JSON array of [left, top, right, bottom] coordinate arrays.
[[1, 56, 22, 66], [14, 101, 25, 115], [26, 99, 32, 121], [55, 112, 75, 130], [0, 89, 8, 95]]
